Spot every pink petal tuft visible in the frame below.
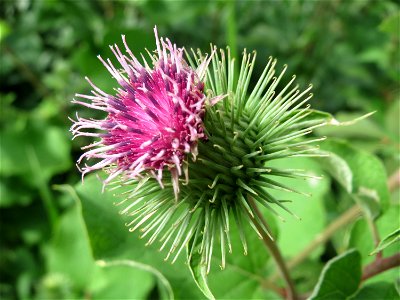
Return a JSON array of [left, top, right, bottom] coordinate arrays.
[[71, 26, 212, 196]]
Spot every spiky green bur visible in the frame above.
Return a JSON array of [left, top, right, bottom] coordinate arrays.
[[113, 47, 326, 273]]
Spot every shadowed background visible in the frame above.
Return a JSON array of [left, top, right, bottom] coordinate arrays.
[[0, 1, 398, 299]]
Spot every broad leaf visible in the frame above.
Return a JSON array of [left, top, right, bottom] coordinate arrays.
[[207, 210, 280, 299], [91, 260, 169, 299], [349, 204, 400, 265], [0, 177, 33, 207], [292, 109, 374, 128], [72, 174, 204, 299], [49, 185, 163, 299], [188, 205, 280, 299], [310, 249, 361, 300], [45, 186, 95, 289], [370, 228, 400, 255], [208, 271, 277, 299], [189, 157, 327, 299], [318, 139, 390, 218], [349, 219, 375, 265], [350, 281, 400, 300], [267, 157, 330, 259], [385, 99, 400, 143], [316, 112, 384, 140], [187, 240, 215, 300], [0, 19, 10, 42], [0, 122, 71, 184]]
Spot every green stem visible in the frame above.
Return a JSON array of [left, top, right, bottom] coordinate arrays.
[[247, 197, 297, 300]]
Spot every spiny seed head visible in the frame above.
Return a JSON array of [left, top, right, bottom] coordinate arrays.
[[109, 47, 326, 272], [71, 27, 220, 197], [72, 29, 326, 273]]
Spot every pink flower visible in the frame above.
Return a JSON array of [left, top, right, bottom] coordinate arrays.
[[71, 27, 215, 197]]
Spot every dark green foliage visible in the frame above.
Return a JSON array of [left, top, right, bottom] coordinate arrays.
[[309, 249, 362, 300], [1, 1, 399, 299]]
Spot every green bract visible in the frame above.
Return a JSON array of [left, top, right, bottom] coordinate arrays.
[[111, 47, 327, 273]]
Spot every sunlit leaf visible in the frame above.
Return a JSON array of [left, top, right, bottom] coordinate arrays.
[[0, 122, 71, 184], [187, 240, 215, 300], [206, 210, 280, 299], [91, 260, 166, 299], [350, 281, 400, 300], [72, 174, 204, 299], [267, 157, 329, 259], [310, 249, 361, 300], [370, 228, 400, 255], [318, 139, 390, 218], [45, 186, 95, 289]]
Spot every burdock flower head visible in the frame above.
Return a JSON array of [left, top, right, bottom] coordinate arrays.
[[71, 27, 326, 273], [71, 27, 218, 198]]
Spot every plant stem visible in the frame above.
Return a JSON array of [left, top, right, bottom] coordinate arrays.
[[362, 253, 400, 281], [290, 204, 361, 270], [247, 197, 297, 300], [354, 166, 400, 261], [365, 214, 382, 260], [269, 204, 362, 282], [388, 168, 400, 192]]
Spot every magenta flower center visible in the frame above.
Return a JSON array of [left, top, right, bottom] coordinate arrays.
[[103, 63, 206, 173], [71, 28, 214, 197]]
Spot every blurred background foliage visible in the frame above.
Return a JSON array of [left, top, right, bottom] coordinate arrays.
[[0, 0, 399, 299]]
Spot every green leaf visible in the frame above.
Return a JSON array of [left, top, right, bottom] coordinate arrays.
[[35, 273, 77, 299], [310, 249, 362, 300], [206, 210, 280, 299], [379, 12, 400, 35], [375, 206, 400, 260], [91, 260, 163, 300], [300, 109, 375, 128], [73, 174, 204, 299], [385, 99, 400, 143], [267, 157, 330, 259], [316, 112, 385, 140], [208, 271, 277, 299], [371, 228, 400, 255], [291, 260, 324, 294], [45, 186, 95, 289], [187, 206, 279, 300], [187, 241, 215, 300], [350, 281, 400, 300], [318, 139, 390, 218], [349, 204, 400, 265], [0, 121, 71, 184], [349, 219, 375, 265], [0, 178, 33, 207], [0, 20, 11, 42], [54, 184, 160, 299], [73, 179, 129, 259]]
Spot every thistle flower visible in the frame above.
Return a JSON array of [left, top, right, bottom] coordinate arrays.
[[71, 28, 217, 197], [72, 29, 326, 273]]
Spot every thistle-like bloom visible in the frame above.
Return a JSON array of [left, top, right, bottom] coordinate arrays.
[[109, 49, 326, 272], [71, 28, 215, 197], [72, 29, 326, 274]]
